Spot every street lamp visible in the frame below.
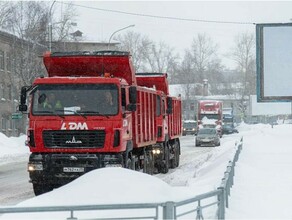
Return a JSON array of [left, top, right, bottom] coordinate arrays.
[[107, 24, 135, 50], [48, 0, 56, 52], [203, 79, 208, 96]]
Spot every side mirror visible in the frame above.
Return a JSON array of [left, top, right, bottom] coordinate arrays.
[[126, 103, 136, 112], [127, 86, 137, 112], [166, 97, 172, 114], [129, 86, 137, 104], [18, 86, 28, 112]]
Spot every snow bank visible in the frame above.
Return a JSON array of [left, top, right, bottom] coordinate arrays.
[[0, 134, 29, 165]]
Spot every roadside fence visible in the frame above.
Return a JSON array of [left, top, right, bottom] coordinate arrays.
[[0, 137, 243, 220]]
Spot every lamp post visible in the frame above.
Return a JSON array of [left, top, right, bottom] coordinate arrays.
[[107, 24, 135, 50], [48, 0, 56, 52], [203, 79, 208, 96]]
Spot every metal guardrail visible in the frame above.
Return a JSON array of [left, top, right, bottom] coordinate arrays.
[[0, 137, 243, 220]]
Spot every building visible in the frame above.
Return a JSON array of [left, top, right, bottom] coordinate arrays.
[[0, 30, 27, 136]]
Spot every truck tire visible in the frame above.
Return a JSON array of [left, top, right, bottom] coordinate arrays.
[[147, 153, 154, 175], [126, 158, 133, 169], [161, 145, 169, 174], [170, 141, 180, 168]]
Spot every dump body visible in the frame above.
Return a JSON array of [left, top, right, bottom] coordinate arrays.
[[136, 73, 182, 141]]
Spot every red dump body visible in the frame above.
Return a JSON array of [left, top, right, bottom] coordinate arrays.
[[43, 51, 137, 85], [136, 73, 169, 95], [168, 97, 182, 139], [136, 73, 182, 142]]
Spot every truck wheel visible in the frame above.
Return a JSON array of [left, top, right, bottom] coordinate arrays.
[[33, 183, 53, 196], [126, 158, 134, 170], [170, 141, 180, 168], [174, 142, 180, 167], [147, 153, 154, 175], [143, 150, 154, 175], [161, 146, 169, 174]]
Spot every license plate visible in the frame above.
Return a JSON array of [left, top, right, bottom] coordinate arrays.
[[63, 167, 85, 172], [202, 139, 210, 142]]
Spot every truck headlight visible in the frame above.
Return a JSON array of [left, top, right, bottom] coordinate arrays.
[[28, 162, 43, 171], [152, 149, 161, 154]]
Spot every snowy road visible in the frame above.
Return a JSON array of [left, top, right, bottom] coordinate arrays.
[[0, 162, 34, 206], [0, 134, 237, 206]]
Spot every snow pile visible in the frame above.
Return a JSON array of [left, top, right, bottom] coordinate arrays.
[[201, 117, 217, 125], [0, 134, 28, 165], [1, 168, 193, 220], [21, 168, 192, 206]]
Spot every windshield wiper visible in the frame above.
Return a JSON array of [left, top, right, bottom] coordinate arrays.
[[62, 109, 87, 119], [79, 111, 110, 119], [35, 110, 65, 119]]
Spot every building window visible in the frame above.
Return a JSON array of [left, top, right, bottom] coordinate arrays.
[[2, 118, 7, 131], [7, 85, 12, 100], [0, 84, 4, 99], [0, 50, 4, 70], [6, 52, 12, 72], [2, 85, 7, 100]]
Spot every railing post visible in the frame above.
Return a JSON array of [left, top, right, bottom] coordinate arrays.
[[196, 200, 203, 220], [67, 210, 77, 220], [217, 187, 225, 220], [163, 201, 175, 220]]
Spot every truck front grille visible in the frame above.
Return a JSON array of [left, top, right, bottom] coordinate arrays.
[[43, 130, 105, 148]]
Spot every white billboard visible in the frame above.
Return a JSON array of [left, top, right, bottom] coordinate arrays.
[[256, 23, 292, 102]]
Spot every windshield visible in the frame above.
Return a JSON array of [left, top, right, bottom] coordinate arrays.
[[183, 122, 197, 128], [199, 114, 219, 120], [31, 84, 119, 116], [198, 129, 216, 135]]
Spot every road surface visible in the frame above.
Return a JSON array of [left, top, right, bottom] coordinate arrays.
[[0, 161, 34, 206]]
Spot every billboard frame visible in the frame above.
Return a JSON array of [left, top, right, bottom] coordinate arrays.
[[256, 23, 292, 102]]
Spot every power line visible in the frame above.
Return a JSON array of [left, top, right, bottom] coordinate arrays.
[[57, 1, 255, 25]]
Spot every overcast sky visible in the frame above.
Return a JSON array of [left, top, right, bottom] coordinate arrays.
[[58, 1, 292, 69]]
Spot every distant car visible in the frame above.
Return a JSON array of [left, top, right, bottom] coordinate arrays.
[[195, 128, 220, 147], [222, 124, 239, 135], [182, 120, 197, 136]]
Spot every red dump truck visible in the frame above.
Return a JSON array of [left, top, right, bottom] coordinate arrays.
[[136, 73, 182, 172], [197, 100, 223, 137], [18, 51, 182, 195]]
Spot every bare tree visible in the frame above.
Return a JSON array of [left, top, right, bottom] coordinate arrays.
[[0, 2, 49, 87], [0, 1, 14, 29], [230, 32, 256, 120], [188, 33, 224, 95], [116, 31, 152, 72], [6, 1, 49, 42], [53, 2, 78, 42], [1, 1, 78, 85], [144, 41, 179, 74], [231, 32, 256, 97], [117, 31, 179, 77], [177, 50, 195, 91]]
